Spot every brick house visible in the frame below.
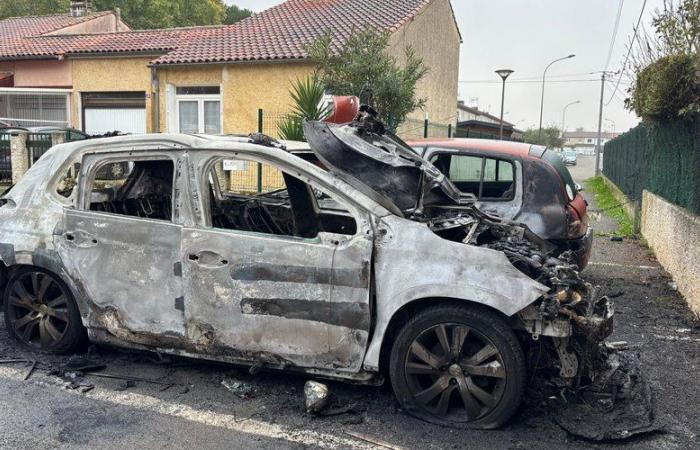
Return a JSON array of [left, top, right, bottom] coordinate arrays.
[[0, 0, 461, 137]]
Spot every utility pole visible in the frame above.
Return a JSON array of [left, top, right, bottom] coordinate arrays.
[[594, 72, 606, 176]]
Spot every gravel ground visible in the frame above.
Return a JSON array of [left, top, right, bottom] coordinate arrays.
[[0, 156, 697, 449]]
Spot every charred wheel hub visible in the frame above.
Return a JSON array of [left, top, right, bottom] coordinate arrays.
[[449, 364, 463, 377]]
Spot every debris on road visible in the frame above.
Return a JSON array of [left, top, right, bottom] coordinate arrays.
[[23, 360, 36, 381], [304, 380, 330, 414], [344, 430, 404, 450], [553, 350, 663, 441], [611, 236, 624, 242], [221, 378, 256, 399]]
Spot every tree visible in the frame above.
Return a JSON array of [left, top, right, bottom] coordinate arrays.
[[224, 5, 252, 25], [307, 28, 428, 129], [278, 76, 331, 141], [0, 0, 68, 19], [522, 127, 565, 148], [0, 1, 231, 29]]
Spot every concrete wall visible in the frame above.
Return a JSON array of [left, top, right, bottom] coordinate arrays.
[[388, 0, 461, 127], [70, 57, 154, 131], [44, 12, 129, 35], [641, 190, 700, 316]]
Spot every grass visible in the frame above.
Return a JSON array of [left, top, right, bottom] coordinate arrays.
[[585, 176, 635, 237]]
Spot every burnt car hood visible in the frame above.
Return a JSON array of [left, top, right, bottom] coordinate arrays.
[[304, 115, 471, 216]]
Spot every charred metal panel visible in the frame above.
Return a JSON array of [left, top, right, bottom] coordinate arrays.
[[231, 263, 369, 288], [240, 298, 370, 329], [516, 158, 568, 239], [362, 215, 550, 371]]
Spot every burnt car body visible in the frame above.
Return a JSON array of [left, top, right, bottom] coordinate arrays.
[[0, 112, 612, 428], [408, 139, 592, 269]]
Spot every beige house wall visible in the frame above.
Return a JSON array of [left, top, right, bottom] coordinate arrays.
[[12, 60, 73, 88], [70, 57, 154, 131], [388, 0, 460, 127]]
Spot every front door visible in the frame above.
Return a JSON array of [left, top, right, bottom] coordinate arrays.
[[180, 155, 373, 372]]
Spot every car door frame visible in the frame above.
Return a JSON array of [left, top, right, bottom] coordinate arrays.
[[179, 149, 376, 374]]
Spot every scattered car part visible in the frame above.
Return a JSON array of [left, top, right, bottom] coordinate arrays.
[[304, 380, 331, 414]]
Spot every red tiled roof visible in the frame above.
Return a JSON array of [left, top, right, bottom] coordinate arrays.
[[153, 0, 432, 65], [0, 0, 442, 64], [0, 12, 111, 39]]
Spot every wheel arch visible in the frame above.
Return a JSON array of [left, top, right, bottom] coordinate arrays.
[[375, 297, 516, 376]]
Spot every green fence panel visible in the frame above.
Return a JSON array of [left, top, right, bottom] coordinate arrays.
[[0, 132, 11, 182], [603, 115, 699, 215], [27, 133, 53, 165]]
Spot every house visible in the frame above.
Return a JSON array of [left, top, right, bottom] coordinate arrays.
[[563, 128, 619, 154], [0, 0, 461, 137], [455, 101, 523, 140]]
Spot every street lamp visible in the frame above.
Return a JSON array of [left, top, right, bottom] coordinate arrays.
[[495, 69, 514, 140], [561, 100, 581, 138], [605, 118, 615, 134], [538, 54, 576, 139]]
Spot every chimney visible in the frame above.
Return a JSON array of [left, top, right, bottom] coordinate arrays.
[[70, 1, 92, 18]]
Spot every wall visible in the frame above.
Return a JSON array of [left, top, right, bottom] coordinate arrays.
[[11, 60, 72, 88], [641, 190, 700, 316], [156, 62, 313, 135], [44, 12, 129, 35], [70, 57, 154, 131], [388, 0, 460, 127]]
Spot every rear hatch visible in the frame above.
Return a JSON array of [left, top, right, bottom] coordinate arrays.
[[540, 149, 588, 237]]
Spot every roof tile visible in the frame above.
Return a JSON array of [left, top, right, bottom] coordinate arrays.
[[0, 0, 433, 64]]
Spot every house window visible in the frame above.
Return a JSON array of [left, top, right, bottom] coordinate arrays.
[[176, 86, 221, 134]]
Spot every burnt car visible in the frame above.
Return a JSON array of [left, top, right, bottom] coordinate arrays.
[[409, 139, 592, 269], [0, 111, 612, 429]]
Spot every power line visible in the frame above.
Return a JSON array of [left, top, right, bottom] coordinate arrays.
[[459, 72, 597, 83], [604, 0, 625, 70], [606, 0, 647, 105], [459, 79, 600, 84]]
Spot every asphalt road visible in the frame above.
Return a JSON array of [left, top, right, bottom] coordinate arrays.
[[0, 155, 698, 449]]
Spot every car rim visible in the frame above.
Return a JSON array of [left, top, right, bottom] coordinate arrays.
[[404, 323, 506, 422], [6, 272, 70, 349]]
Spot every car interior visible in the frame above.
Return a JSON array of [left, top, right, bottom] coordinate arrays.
[[88, 160, 174, 221], [430, 153, 515, 200], [207, 159, 357, 238]]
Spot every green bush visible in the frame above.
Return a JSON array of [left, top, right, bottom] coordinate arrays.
[[627, 53, 700, 122]]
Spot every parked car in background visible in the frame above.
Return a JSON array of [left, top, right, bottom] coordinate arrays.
[[562, 149, 578, 165], [409, 139, 592, 269], [0, 113, 612, 429]]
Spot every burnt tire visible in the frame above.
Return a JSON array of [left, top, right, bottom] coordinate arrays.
[[389, 304, 526, 429], [3, 267, 84, 354]]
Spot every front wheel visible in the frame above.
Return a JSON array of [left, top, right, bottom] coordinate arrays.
[[389, 305, 526, 429], [3, 268, 85, 353]]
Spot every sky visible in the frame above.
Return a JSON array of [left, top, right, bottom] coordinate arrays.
[[226, 0, 666, 133]]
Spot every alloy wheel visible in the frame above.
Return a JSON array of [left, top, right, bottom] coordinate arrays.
[[6, 271, 70, 349], [404, 323, 507, 422]]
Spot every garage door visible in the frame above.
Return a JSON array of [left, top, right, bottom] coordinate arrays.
[[82, 92, 146, 135]]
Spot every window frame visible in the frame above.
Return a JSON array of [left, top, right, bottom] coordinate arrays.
[[175, 86, 222, 135], [77, 153, 178, 223], [200, 154, 364, 241], [428, 149, 518, 202]]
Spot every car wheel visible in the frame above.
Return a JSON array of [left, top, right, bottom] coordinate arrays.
[[389, 305, 525, 429], [3, 268, 84, 353]]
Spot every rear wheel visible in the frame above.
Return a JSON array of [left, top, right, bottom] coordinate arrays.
[[389, 305, 525, 429], [3, 268, 84, 353]]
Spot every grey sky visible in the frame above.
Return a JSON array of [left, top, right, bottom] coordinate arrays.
[[226, 1, 665, 133]]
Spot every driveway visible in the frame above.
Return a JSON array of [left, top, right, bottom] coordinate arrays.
[[0, 155, 698, 449]]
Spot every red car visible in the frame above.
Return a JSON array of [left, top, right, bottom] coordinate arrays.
[[409, 139, 592, 269]]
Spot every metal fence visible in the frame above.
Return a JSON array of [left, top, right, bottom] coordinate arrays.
[[27, 133, 53, 164], [603, 115, 700, 215], [0, 133, 10, 183]]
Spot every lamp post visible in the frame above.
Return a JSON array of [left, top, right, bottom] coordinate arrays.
[[605, 118, 616, 134], [538, 54, 575, 140], [495, 69, 514, 140], [561, 100, 581, 139]]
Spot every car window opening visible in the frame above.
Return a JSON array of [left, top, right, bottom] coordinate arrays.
[[88, 159, 174, 221], [431, 153, 515, 201], [208, 158, 357, 238]]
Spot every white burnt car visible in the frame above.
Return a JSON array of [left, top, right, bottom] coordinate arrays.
[[0, 110, 612, 428]]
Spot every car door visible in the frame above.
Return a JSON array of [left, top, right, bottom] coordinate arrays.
[[179, 153, 373, 373], [57, 152, 187, 343]]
